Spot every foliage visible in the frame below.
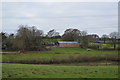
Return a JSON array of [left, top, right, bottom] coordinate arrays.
[[1, 26, 120, 51], [80, 36, 88, 48], [109, 32, 119, 39], [109, 32, 120, 50], [0, 32, 16, 51], [46, 29, 60, 38], [101, 34, 109, 43], [100, 44, 112, 50], [88, 43, 99, 49], [116, 45, 120, 49], [87, 34, 99, 42], [1, 25, 46, 51], [16, 25, 44, 51], [62, 28, 81, 41]]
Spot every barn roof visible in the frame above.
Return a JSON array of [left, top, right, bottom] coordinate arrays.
[[57, 41, 79, 43]]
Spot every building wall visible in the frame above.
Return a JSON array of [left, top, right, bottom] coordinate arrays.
[[59, 43, 80, 47]]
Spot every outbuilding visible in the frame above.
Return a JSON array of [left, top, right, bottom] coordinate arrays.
[[55, 41, 80, 48]]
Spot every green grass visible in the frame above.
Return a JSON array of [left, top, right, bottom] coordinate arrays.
[[47, 48, 118, 54], [2, 48, 119, 78], [89, 42, 120, 49], [2, 63, 118, 78], [2, 48, 118, 64]]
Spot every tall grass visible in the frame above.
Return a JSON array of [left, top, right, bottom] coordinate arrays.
[[3, 54, 119, 64]]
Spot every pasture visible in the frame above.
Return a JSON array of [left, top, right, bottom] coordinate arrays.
[[2, 48, 119, 78], [2, 48, 118, 64], [2, 63, 118, 78]]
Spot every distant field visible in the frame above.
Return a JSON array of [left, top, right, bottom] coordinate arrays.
[[2, 63, 118, 78], [2, 48, 118, 64], [47, 48, 118, 54]]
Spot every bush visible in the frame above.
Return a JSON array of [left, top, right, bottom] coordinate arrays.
[[88, 43, 99, 49], [100, 44, 111, 50], [74, 55, 105, 62], [116, 45, 120, 49], [54, 52, 62, 54], [106, 54, 119, 61]]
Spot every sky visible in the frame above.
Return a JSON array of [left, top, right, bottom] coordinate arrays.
[[1, 2, 118, 37]]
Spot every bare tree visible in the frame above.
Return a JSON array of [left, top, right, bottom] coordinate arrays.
[[87, 34, 99, 42], [47, 29, 60, 38], [109, 32, 118, 50], [81, 31, 87, 36], [15, 25, 45, 51], [109, 32, 118, 39], [101, 34, 109, 43]]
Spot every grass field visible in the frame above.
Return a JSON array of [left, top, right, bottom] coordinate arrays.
[[2, 63, 118, 78], [2, 48, 119, 78], [2, 48, 118, 64]]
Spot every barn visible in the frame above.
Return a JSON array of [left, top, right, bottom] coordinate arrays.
[[56, 41, 80, 48]]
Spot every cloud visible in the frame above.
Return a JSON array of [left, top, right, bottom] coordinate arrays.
[[1, 2, 118, 36]]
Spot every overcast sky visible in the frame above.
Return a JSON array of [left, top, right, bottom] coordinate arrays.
[[1, 2, 118, 36]]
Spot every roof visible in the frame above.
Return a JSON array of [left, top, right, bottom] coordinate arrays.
[[57, 41, 79, 43]]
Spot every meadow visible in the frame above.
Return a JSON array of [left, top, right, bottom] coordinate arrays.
[[2, 48, 119, 64], [2, 48, 119, 78], [2, 63, 118, 78]]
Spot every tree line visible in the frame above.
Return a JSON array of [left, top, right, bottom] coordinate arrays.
[[1, 25, 120, 51]]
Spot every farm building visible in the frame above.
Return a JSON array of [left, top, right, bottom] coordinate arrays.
[[55, 41, 80, 48]]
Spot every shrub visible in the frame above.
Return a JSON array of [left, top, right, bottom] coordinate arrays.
[[3, 54, 119, 64], [54, 52, 62, 54], [75, 55, 105, 62], [106, 54, 119, 61], [88, 43, 99, 49], [100, 44, 111, 50], [116, 45, 120, 50]]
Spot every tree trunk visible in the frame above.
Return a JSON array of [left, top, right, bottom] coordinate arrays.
[[113, 37, 116, 50]]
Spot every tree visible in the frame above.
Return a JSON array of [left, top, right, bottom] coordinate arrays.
[[81, 31, 87, 36], [101, 34, 109, 43], [80, 31, 88, 48], [109, 32, 118, 50], [62, 28, 81, 41], [45, 29, 60, 46], [0, 32, 8, 50], [87, 34, 99, 42], [0, 32, 16, 51], [47, 29, 60, 38], [109, 32, 118, 39], [15, 25, 45, 51]]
